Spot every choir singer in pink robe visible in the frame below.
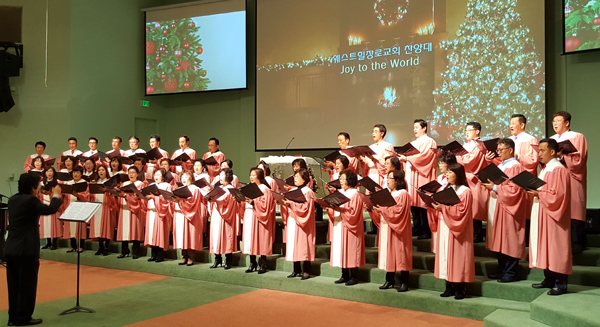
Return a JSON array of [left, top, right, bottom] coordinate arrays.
[[324, 132, 359, 176], [39, 167, 62, 250], [431, 163, 475, 300], [116, 166, 146, 259], [550, 111, 588, 254], [144, 168, 173, 263], [24, 141, 51, 173], [202, 137, 226, 181], [367, 170, 412, 292], [529, 138, 572, 296], [281, 168, 315, 280], [243, 168, 276, 274], [173, 170, 203, 266], [427, 152, 456, 253], [327, 169, 365, 286], [208, 168, 238, 270], [481, 139, 528, 283], [325, 156, 350, 243]]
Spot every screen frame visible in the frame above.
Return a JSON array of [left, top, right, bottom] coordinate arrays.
[[143, 0, 249, 97]]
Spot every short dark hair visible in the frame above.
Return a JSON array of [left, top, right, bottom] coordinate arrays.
[[88, 137, 98, 143], [72, 166, 83, 174], [150, 134, 161, 143], [18, 173, 41, 194], [295, 168, 310, 186], [340, 169, 358, 188], [159, 158, 170, 166], [83, 157, 96, 168], [181, 169, 194, 182], [209, 137, 220, 146], [223, 159, 233, 169], [35, 141, 46, 149], [414, 119, 427, 132], [390, 170, 407, 190], [338, 132, 350, 141], [43, 167, 57, 184], [373, 124, 387, 137], [68, 137, 78, 143], [128, 166, 140, 174], [179, 135, 190, 142], [540, 138, 559, 153], [250, 167, 268, 186], [134, 157, 147, 166], [221, 168, 234, 183], [129, 136, 140, 143], [113, 136, 122, 143], [497, 138, 515, 151], [155, 168, 168, 182], [258, 160, 271, 176], [553, 111, 572, 124], [32, 156, 45, 167], [466, 122, 482, 131], [447, 163, 469, 188], [335, 156, 349, 170], [439, 151, 457, 165], [511, 114, 527, 125], [292, 158, 308, 170], [385, 156, 402, 171]]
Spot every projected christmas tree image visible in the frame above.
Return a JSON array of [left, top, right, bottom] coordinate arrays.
[[431, 0, 545, 141], [145, 18, 210, 94]]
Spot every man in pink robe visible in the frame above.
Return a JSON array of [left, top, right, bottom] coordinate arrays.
[[550, 111, 588, 254], [482, 139, 529, 282], [202, 137, 226, 181], [24, 141, 51, 173], [171, 135, 197, 172], [148, 134, 170, 174], [399, 119, 437, 239], [508, 114, 539, 175], [456, 122, 489, 243], [57, 137, 83, 170], [529, 138, 572, 296], [324, 132, 360, 178]]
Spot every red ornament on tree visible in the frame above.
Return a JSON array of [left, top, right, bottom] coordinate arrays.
[[174, 49, 182, 57], [163, 29, 168, 35], [155, 56, 160, 61], [183, 41, 190, 49], [146, 85, 155, 94], [159, 46, 166, 53], [171, 23, 176, 29], [183, 81, 190, 89], [161, 73, 166, 79], [145, 27, 149, 32], [202, 70, 207, 77], [190, 22, 195, 27], [198, 47, 203, 54], [180, 60, 191, 71], [145, 41, 156, 55], [164, 78, 178, 92], [593, 16, 600, 25], [565, 35, 581, 52], [176, 66, 181, 71]]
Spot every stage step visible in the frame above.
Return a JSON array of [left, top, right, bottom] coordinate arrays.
[[530, 293, 600, 327], [484, 309, 549, 327]]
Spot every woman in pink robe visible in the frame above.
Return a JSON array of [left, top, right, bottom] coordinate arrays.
[[39, 167, 62, 250], [116, 166, 146, 259], [327, 169, 365, 286], [243, 168, 275, 274], [88, 165, 117, 256], [193, 160, 211, 236], [144, 168, 173, 263], [281, 168, 315, 280], [208, 168, 238, 269], [426, 152, 455, 253], [368, 170, 412, 292], [432, 163, 475, 300], [173, 170, 203, 266], [325, 156, 349, 243], [60, 167, 89, 253], [529, 139, 572, 296]]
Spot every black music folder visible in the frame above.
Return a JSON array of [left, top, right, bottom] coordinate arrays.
[[441, 141, 468, 156], [172, 186, 193, 199], [418, 180, 443, 194], [359, 176, 381, 193], [509, 171, 546, 190], [558, 139, 577, 155], [193, 178, 209, 188], [369, 188, 397, 207], [394, 142, 420, 156], [313, 191, 350, 208], [173, 152, 192, 163], [141, 184, 161, 197], [146, 148, 163, 161], [240, 183, 264, 200], [57, 172, 73, 182], [324, 150, 341, 163], [88, 184, 107, 194], [120, 183, 145, 199], [205, 186, 226, 201], [475, 164, 509, 185], [228, 188, 247, 202], [203, 156, 218, 166], [340, 146, 375, 157], [273, 177, 287, 191], [285, 175, 295, 186], [283, 188, 307, 203]]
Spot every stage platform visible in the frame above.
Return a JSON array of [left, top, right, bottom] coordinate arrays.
[[40, 217, 600, 326]]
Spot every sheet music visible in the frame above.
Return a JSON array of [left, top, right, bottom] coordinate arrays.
[[58, 202, 101, 223]]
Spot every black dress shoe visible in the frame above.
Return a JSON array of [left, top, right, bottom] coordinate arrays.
[[547, 288, 567, 296], [334, 277, 348, 284], [132, 255, 139, 260], [257, 265, 268, 274], [147, 257, 156, 262], [245, 263, 258, 273], [532, 282, 552, 289], [287, 272, 299, 278], [102, 249, 109, 256], [117, 253, 130, 259], [41, 243, 51, 249], [488, 273, 503, 280], [14, 318, 43, 326], [95, 249, 102, 256], [224, 264, 232, 270], [345, 278, 358, 286], [397, 283, 409, 292], [417, 234, 431, 240], [50, 245, 57, 250], [440, 289, 455, 297], [454, 292, 465, 300], [66, 248, 76, 253], [301, 273, 310, 280], [498, 276, 516, 283], [186, 261, 194, 266], [178, 261, 187, 265], [379, 281, 394, 289], [155, 258, 164, 263]]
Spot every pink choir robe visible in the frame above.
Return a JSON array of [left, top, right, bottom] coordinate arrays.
[[427, 174, 448, 253], [512, 132, 539, 175], [326, 171, 340, 243], [39, 181, 62, 239], [489, 159, 528, 259], [57, 149, 83, 170], [369, 189, 413, 272], [405, 135, 437, 208], [434, 185, 475, 283], [327, 188, 365, 268], [60, 180, 89, 239], [327, 150, 360, 178], [211, 185, 239, 254], [117, 181, 146, 242], [144, 182, 173, 251], [82, 150, 104, 168], [172, 148, 197, 172], [551, 131, 587, 221], [530, 158, 572, 274], [88, 179, 117, 240], [361, 141, 394, 185], [202, 151, 226, 181], [194, 173, 211, 233], [173, 185, 203, 251], [242, 184, 275, 256], [456, 139, 489, 222], [24, 153, 51, 173], [284, 186, 316, 262]]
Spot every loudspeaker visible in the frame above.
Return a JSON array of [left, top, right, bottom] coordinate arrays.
[[0, 77, 14, 113]]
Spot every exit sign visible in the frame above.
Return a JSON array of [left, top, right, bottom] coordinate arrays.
[[141, 100, 150, 107]]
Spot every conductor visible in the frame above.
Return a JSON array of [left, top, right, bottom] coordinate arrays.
[[5, 173, 62, 326]]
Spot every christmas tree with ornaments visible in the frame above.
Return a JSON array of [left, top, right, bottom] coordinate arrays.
[[145, 18, 210, 94], [430, 0, 545, 141]]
